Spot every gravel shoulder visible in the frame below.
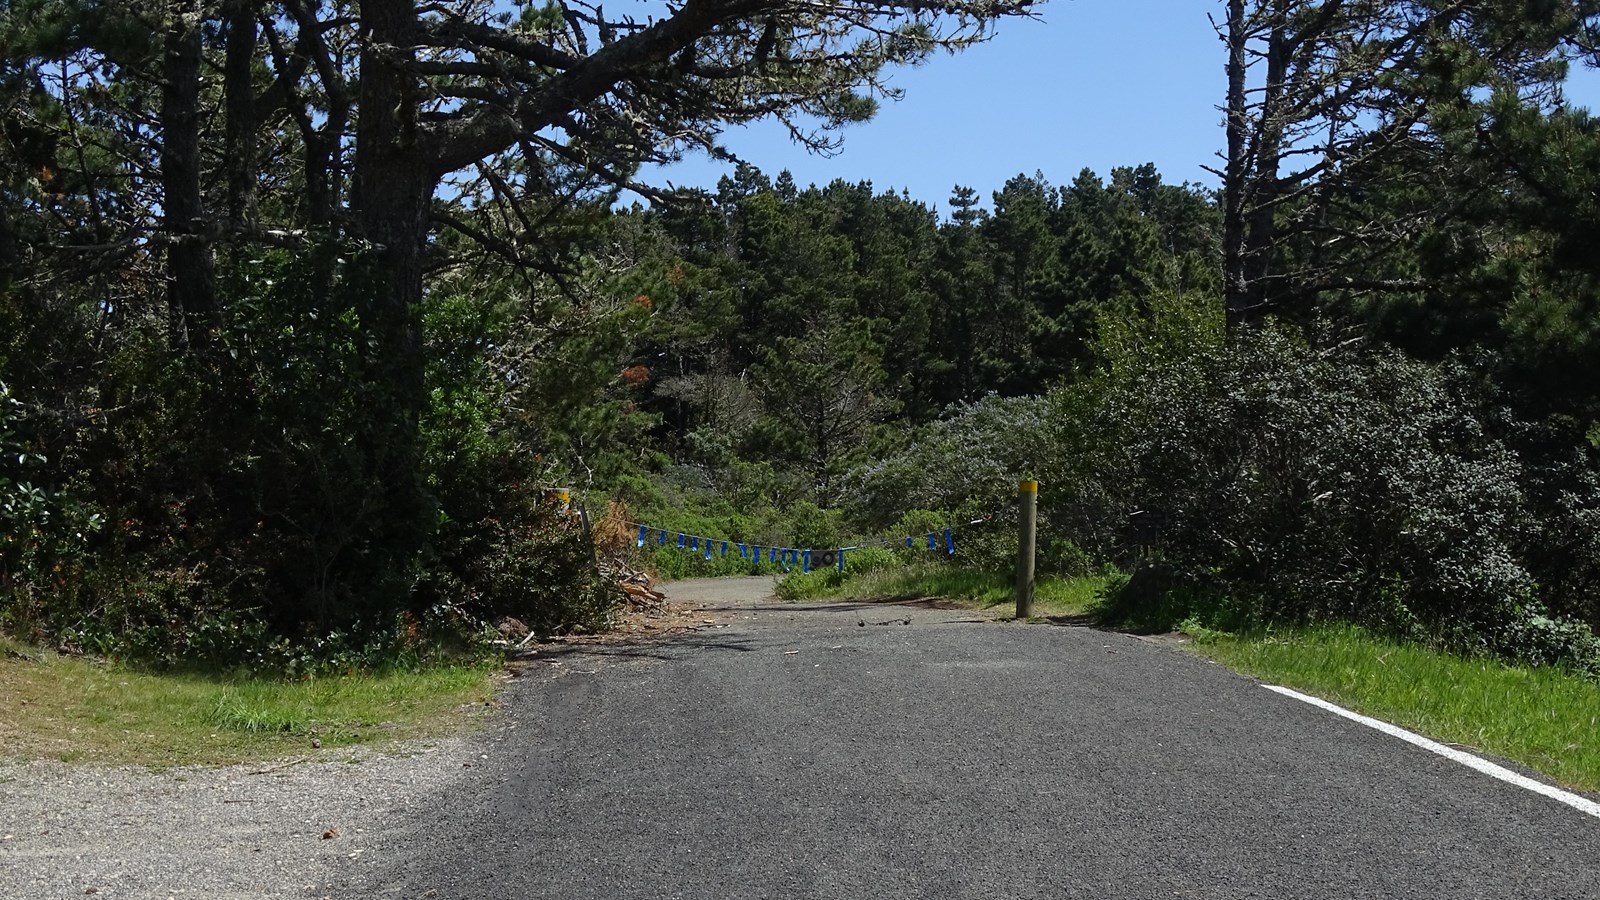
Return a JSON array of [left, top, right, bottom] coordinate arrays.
[[0, 730, 502, 899]]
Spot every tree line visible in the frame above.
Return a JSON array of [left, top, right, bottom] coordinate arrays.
[[0, 0, 1038, 666]]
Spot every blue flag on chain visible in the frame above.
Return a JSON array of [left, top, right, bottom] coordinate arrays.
[[928, 532, 937, 551], [838, 548, 846, 572], [659, 529, 667, 546], [637, 525, 647, 548], [678, 533, 686, 550], [721, 541, 729, 557], [945, 528, 954, 555]]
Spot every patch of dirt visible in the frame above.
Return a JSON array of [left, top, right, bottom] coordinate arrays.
[[1040, 615, 1194, 648], [503, 599, 730, 675]]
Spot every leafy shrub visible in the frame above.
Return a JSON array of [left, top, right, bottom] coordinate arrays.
[[3, 239, 630, 667], [0, 387, 102, 620], [1091, 565, 1260, 636], [845, 394, 1052, 529], [1491, 607, 1600, 677], [643, 538, 766, 580], [1511, 430, 1600, 631], [1055, 311, 1600, 672], [774, 546, 896, 601]]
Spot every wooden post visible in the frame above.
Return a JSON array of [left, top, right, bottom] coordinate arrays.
[[576, 501, 600, 569], [1015, 480, 1038, 619]]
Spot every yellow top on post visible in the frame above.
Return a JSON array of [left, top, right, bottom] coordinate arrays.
[[1019, 480, 1039, 494]]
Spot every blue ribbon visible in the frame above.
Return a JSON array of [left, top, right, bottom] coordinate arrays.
[[802, 549, 811, 574], [704, 540, 712, 560], [659, 529, 668, 546], [678, 533, 686, 550], [838, 548, 846, 572], [637, 525, 647, 548], [753, 545, 762, 563], [928, 532, 936, 551], [945, 528, 954, 555], [690, 535, 699, 552], [905, 536, 913, 548], [739, 543, 748, 559], [769, 547, 778, 563], [721, 541, 729, 557]]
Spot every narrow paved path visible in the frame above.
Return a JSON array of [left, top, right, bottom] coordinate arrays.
[[338, 577, 1600, 899]]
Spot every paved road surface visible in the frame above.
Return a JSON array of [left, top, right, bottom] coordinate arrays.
[[336, 577, 1600, 899]]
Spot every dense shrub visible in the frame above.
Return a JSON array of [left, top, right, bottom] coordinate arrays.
[[1511, 429, 1600, 631], [0, 382, 104, 639], [424, 489, 616, 636], [1066, 312, 1599, 672], [1, 242, 629, 666], [846, 394, 1052, 529]]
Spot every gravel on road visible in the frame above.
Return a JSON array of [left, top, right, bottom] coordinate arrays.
[[0, 732, 503, 899]]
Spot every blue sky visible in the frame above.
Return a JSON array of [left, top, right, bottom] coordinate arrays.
[[638, 0, 1600, 213]]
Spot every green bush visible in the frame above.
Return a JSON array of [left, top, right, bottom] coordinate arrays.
[[846, 394, 1052, 529], [643, 538, 767, 580], [774, 546, 896, 601], [1057, 312, 1598, 672]]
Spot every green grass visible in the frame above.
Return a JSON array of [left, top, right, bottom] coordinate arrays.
[[781, 559, 1109, 618], [0, 641, 496, 767], [1192, 625, 1600, 793]]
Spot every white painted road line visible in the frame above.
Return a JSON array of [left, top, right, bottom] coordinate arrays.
[[1263, 684, 1600, 821]]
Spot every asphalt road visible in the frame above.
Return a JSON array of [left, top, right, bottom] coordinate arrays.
[[336, 577, 1600, 899]]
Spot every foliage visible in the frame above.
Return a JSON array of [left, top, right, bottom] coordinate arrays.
[[846, 394, 1051, 528], [0, 381, 103, 628], [1215, 0, 1595, 326], [0, 0, 1039, 669], [773, 547, 897, 601], [777, 557, 1110, 618], [2, 238, 632, 665], [1059, 300, 1600, 672]]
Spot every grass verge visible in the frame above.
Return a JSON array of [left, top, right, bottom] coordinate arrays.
[[1190, 625, 1600, 793], [780, 560, 1109, 618], [0, 634, 497, 768]]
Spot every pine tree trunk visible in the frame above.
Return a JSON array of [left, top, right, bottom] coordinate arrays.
[[351, 0, 434, 575], [1241, 11, 1290, 325], [161, 0, 216, 350], [1222, 0, 1250, 329], [222, 0, 258, 233]]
